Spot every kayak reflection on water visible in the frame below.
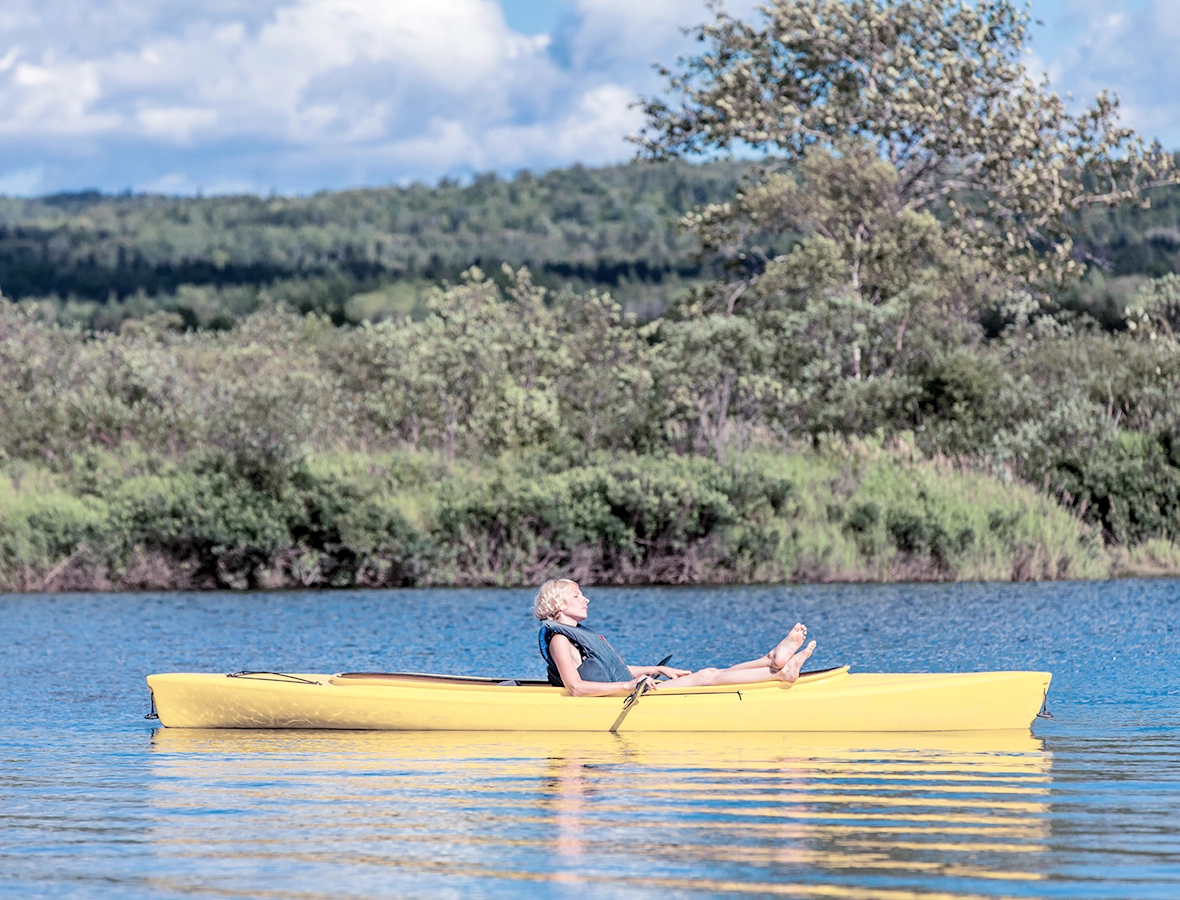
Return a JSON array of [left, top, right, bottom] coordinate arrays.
[[535, 579, 817, 698], [146, 728, 1051, 896]]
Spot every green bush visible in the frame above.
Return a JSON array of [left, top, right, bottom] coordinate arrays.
[[433, 454, 789, 584], [754, 443, 1108, 582], [0, 443, 1115, 589], [1046, 430, 1180, 546], [0, 470, 107, 582]]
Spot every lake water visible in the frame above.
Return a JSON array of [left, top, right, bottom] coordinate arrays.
[[1, 581, 1178, 899]]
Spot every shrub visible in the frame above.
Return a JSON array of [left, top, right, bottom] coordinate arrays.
[[433, 453, 789, 584]]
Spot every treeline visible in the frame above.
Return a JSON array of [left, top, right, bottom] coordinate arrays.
[[3, 157, 1180, 331], [0, 161, 750, 328]]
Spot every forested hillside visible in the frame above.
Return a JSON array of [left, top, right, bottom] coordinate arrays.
[[3, 154, 1180, 332], [0, 161, 752, 329]]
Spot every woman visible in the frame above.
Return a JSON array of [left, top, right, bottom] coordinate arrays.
[[534, 578, 817, 697]]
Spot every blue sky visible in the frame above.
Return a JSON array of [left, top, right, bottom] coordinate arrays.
[[0, 0, 1174, 196]]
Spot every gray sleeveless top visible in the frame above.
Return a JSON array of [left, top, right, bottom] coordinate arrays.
[[538, 620, 632, 687]]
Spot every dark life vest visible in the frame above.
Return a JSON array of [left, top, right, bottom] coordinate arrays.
[[538, 620, 632, 687]]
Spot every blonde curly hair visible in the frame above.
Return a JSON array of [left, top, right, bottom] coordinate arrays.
[[533, 578, 576, 620]]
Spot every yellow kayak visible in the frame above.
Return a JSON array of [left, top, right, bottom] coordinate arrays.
[[146, 666, 1052, 732]]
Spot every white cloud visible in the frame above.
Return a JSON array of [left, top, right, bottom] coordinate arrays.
[[28, 0, 1176, 195], [564, 0, 707, 70], [5, 56, 116, 135], [137, 107, 219, 143], [1, 0, 689, 191], [411, 81, 643, 172]]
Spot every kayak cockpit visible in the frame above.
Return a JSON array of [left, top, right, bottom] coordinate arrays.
[[330, 672, 552, 687], [328, 666, 850, 688]]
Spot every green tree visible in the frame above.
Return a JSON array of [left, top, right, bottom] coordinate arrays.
[[687, 143, 974, 309], [352, 268, 568, 457], [550, 289, 660, 452], [638, 0, 1178, 298], [1123, 274, 1180, 342], [659, 314, 785, 460]]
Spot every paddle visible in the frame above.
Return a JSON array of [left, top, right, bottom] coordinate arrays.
[[608, 653, 673, 732], [610, 677, 654, 732], [654, 653, 674, 680]]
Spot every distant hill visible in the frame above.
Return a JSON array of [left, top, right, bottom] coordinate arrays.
[[1067, 169, 1180, 327], [0, 156, 1177, 329], [0, 161, 754, 326]]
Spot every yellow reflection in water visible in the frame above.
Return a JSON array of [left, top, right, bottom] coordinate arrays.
[[148, 730, 1051, 899]]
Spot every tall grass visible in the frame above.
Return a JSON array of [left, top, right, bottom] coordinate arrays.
[[767, 441, 1108, 582], [0, 443, 1114, 591]]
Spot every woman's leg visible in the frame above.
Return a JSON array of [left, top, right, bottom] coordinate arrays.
[[721, 623, 808, 673], [656, 641, 816, 688]]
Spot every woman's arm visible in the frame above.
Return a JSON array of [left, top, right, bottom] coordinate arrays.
[[550, 634, 646, 697]]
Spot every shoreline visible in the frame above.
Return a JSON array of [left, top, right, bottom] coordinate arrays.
[[7, 443, 1171, 594], [5, 539, 1178, 594], [6, 567, 1180, 595]]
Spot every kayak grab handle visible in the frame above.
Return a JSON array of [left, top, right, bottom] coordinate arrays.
[[226, 671, 321, 685]]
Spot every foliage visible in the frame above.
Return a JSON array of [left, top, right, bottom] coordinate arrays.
[[1123, 273, 1180, 341], [5, 257, 1180, 576], [432, 453, 784, 585], [638, 0, 1178, 297], [774, 441, 1107, 581], [330, 268, 659, 457], [658, 313, 783, 460], [685, 143, 974, 311], [0, 155, 1177, 332]]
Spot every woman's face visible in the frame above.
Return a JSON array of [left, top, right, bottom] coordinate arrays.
[[558, 583, 589, 623]]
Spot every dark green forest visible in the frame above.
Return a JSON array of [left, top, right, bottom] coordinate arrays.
[[3, 157, 1177, 332], [0, 162, 752, 329]]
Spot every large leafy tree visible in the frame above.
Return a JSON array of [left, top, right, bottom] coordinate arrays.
[[637, 0, 1178, 298]]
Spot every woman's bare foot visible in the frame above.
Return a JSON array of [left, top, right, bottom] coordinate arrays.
[[774, 640, 816, 683], [768, 623, 807, 672]]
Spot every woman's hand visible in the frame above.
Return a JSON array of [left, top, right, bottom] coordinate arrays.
[[627, 674, 656, 692], [654, 666, 691, 680]]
